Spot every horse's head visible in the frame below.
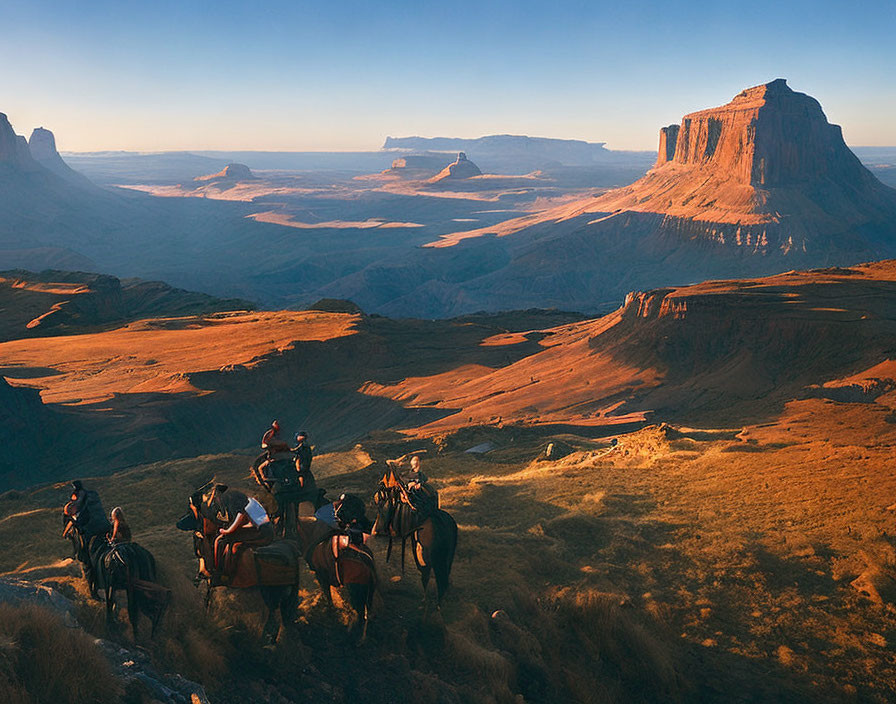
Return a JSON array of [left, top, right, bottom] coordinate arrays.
[[373, 483, 397, 532], [61, 504, 88, 562], [176, 490, 222, 565]]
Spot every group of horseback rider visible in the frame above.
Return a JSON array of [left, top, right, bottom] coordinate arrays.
[[62, 480, 132, 549], [61, 420, 453, 642], [209, 420, 386, 584]]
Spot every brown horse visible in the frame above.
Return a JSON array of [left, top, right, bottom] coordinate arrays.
[[176, 491, 301, 644], [63, 510, 169, 638], [373, 472, 458, 610], [296, 514, 377, 642]]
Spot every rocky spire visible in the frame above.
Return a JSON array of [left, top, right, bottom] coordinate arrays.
[[28, 127, 89, 183], [0, 114, 38, 170]]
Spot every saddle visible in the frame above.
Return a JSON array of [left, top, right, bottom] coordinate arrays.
[[225, 539, 301, 588], [332, 539, 375, 586]]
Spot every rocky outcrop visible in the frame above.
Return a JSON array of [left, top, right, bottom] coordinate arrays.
[[194, 162, 255, 181], [655, 79, 872, 186], [0, 577, 210, 704], [590, 79, 896, 242], [656, 125, 680, 166], [430, 152, 483, 182], [0, 114, 39, 171], [28, 127, 91, 184]]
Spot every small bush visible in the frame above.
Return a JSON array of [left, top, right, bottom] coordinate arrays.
[[0, 602, 119, 704]]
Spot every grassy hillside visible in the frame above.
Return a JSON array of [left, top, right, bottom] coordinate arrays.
[[3, 404, 895, 701]]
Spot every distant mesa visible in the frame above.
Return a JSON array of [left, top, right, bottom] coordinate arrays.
[[383, 134, 611, 164], [430, 152, 483, 182], [378, 153, 453, 179], [584, 78, 896, 248], [195, 162, 256, 182], [382, 134, 656, 175]]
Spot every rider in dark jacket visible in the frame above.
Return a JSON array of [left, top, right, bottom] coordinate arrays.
[[293, 432, 317, 504], [65, 481, 112, 540]]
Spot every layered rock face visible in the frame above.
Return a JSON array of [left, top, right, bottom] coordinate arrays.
[[0, 114, 39, 171], [654, 79, 871, 187], [578, 79, 896, 258]]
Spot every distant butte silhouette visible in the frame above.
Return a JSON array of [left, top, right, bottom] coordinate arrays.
[[430, 152, 483, 182], [194, 162, 255, 182]]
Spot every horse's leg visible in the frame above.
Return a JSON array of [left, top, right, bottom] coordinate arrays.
[[433, 556, 450, 608], [401, 535, 407, 574], [285, 502, 298, 539], [260, 587, 280, 645], [315, 572, 334, 609], [127, 585, 140, 639], [204, 582, 214, 613], [86, 563, 100, 601], [282, 584, 300, 627], [105, 585, 115, 629], [348, 584, 368, 645], [413, 535, 433, 614], [385, 534, 393, 564]]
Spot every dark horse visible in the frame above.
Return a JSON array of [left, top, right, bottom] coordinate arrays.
[[63, 512, 168, 637], [176, 489, 301, 644], [372, 473, 457, 610], [250, 453, 327, 539], [295, 495, 377, 642]]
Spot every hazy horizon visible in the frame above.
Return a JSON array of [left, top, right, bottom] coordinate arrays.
[[2, 0, 895, 152]]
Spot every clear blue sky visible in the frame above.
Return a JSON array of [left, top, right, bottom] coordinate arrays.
[[1, 0, 893, 151]]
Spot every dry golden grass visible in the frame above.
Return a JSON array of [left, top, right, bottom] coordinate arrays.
[[0, 602, 119, 704], [3, 393, 896, 701]]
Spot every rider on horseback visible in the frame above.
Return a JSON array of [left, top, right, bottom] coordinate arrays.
[[108, 507, 132, 544], [211, 485, 275, 581], [292, 431, 319, 506], [393, 454, 438, 517], [63, 481, 111, 540], [262, 420, 291, 455]]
